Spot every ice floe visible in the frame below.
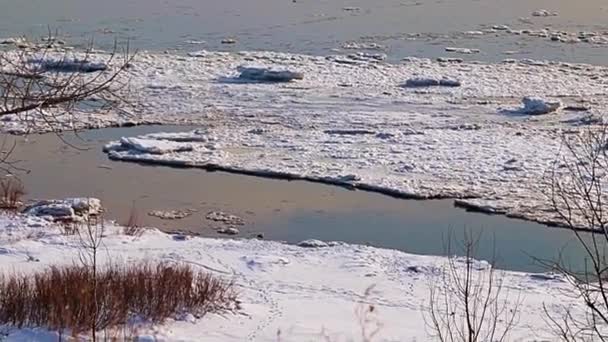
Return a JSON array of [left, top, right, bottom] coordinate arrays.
[[445, 47, 480, 54], [236, 66, 304, 83], [28, 57, 108, 73], [23, 197, 102, 222], [532, 9, 558, 17], [2, 49, 608, 227], [402, 77, 461, 87], [520, 97, 562, 115]]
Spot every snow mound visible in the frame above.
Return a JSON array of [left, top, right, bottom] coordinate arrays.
[[402, 77, 461, 88], [28, 57, 108, 73], [521, 96, 561, 115], [237, 66, 303, 83]]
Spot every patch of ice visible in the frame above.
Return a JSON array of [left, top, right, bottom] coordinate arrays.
[[532, 9, 558, 17], [28, 57, 107, 73], [118, 137, 194, 154], [297, 239, 330, 248], [217, 227, 240, 235], [445, 47, 480, 54], [341, 42, 384, 50], [236, 66, 304, 83], [206, 211, 244, 225], [23, 197, 102, 221], [148, 209, 193, 220], [402, 77, 461, 88], [520, 97, 562, 115]]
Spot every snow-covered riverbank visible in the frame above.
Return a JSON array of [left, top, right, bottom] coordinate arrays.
[[0, 212, 582, 341]]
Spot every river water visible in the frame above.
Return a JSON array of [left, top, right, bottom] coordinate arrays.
[[0, 0, 604, 272], [1, 0, 608, 64], [6, 126, 592, 273]]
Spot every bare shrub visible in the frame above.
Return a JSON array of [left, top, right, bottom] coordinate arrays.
[[0, 177, 25, 210], [544, 126, 608, 339], [0, 35, 134, 175], [123, 202, 143, 236], [425, 230, 520, 342], [0, 262, 236, 336]]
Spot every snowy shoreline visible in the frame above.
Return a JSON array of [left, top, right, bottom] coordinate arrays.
[[0, 212, 583, 341]]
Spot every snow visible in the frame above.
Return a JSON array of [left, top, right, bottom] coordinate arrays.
[[0, 212, 586, 341]]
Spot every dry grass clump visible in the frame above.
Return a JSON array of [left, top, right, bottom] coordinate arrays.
[[0, 262, 236, 335], [123, 202, 143, 236], [0, 177, 25, 210]]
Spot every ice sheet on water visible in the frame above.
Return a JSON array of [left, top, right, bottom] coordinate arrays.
[[28, 57, 107, 73], [236, 66, 304, 83], [402, 77, 461, 87], [116, 137, 194, 154]]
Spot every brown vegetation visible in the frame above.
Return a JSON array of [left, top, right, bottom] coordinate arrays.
[[0, 177, 25, 210], [0, 262, 236, 335]]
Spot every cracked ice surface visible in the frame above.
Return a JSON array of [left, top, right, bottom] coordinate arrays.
[[8, 49, 608, 227]]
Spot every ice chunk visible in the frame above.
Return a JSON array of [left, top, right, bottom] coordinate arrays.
[[24, 203, 74, 221], [217, 227, 240, 235], [532, 9, 557, 17], [28, 57, 107, 73], [119, 137, 194, 154], [237, 66, 304, 83], [65, 198, 102, 215], [23, 197, 102, 221], [403, 77, 461, 88], [521, 97, 561, 115], [206, 211, 245, 225], [148, 209, 193, 220], [298, 239, 329, 248], [445, 47, 480, 54]]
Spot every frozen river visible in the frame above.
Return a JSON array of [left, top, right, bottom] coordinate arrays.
[[2, 0, 608, 63]]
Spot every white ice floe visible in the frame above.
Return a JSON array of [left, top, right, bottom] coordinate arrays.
[[116, 137, 194, 154], [23, 197, 102, 221], [445, 47, 480, 54], [0, 212, 588, 340], [3, 49, 608, 226], [341, 42, 384, 50], [532, 9, 558, 17], [82, 49, 608, 228], [520, 96, 562, 115], [206, 211, 245, 225], [28, 57, 107, 73], [402, 77, 461, 87], [236, 66, 304, 83]]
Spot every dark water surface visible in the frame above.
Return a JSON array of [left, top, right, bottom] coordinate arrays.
[[8, 125, 594, 273]]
